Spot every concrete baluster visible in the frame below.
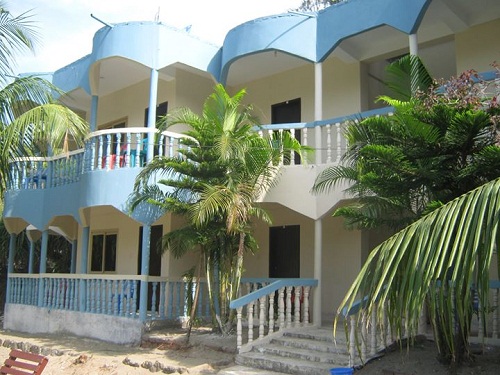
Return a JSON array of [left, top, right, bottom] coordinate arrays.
[[279, 287, 285, 330], [294, 286, 301, 326], [236, 307, 243, 352], [268, 292, 275, 334], [248, 302, 254, 344], [259, 296, 265, 339]]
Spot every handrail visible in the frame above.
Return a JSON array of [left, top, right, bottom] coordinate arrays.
[[230, 278, 317, 309]]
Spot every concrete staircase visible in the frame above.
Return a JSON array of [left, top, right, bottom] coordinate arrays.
[[236, 327, 363, 375]]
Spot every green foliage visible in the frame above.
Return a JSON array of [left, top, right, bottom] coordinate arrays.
[[336, 177, 500, 364], [319, 57, 500, 365], [293, 0, 344, 12], [133, 84, 310, 334], [313, 59, 500, 230], [0, 3, 88, 297]]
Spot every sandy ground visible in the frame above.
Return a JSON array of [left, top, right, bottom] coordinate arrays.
[[0, 327, 237, 374], [0, 327, 499, 374]]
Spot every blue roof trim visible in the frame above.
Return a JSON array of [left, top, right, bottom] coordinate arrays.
[[50, 0, 434, 94], [316, 0, 432, 61]]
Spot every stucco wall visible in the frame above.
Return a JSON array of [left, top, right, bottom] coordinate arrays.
[[455, 19, 500, 74], [96, 77, 175, 128], [241, 64, 315, 125], [3, 304, 144, 345]]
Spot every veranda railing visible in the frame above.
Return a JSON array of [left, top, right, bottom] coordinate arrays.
[[341, 280, 500, 364], [230, 278, 318, 352]]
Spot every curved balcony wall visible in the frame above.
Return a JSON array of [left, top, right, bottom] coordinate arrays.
[[316, 0, 431, 59], [3, 128, 188, 231]]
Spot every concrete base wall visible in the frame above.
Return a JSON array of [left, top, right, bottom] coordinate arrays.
[[3, 304, 144, 345]]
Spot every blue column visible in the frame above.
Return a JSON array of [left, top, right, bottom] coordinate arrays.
[[28, 239, 35, 274], [37, 230, 49, 307], [70, 239, 77, 274], [6, 233, 17, 303], [90, 95, 98, 132], [79, 227, 90, 312], [139, 224, 151, 321], [146, 69, 159, 163]]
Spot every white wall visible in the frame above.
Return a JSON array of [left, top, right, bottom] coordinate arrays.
[[456, 19, 500, 74]]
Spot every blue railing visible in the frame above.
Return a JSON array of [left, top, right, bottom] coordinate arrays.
[[6, 274, 212, 322]]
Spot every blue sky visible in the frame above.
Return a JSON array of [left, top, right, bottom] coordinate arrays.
[[8, 0, 302, 75]]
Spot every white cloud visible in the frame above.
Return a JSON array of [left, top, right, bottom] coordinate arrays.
[[8, 0, 303, 75]]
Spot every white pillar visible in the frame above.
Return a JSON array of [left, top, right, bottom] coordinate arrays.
[[409, 33, 418, 56], [146, 69, 159, 163], [314, 62, 323, 165], [313, 219, 322, 326]]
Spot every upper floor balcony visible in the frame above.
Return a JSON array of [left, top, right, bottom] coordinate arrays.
[[7, 106, 395, 190]]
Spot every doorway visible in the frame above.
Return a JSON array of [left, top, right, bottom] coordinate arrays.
[[271, 98, 301, 165], [269, 225, 300, 278]]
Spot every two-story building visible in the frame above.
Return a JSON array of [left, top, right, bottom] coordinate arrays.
[[3, 0, 499, 345]]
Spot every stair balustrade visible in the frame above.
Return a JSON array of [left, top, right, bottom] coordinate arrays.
[[230, 278, 318, 352]]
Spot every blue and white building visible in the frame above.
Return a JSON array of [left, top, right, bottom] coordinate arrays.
[[3, 0, 499, 346]]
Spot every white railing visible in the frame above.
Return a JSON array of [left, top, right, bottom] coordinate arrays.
[[83, 127, 193, 172], [342, 280, 500, 364], [230, 278, 318, 352], [8, 150, 84, 190]]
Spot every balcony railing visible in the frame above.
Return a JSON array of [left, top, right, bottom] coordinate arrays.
[[6, 110, 391, 192], [7, 273, 212, 321]]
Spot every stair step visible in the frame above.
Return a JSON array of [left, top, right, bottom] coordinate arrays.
[[271, 336, 349, 355], [237, 350, 339, 375], [253, 343, 351, 366], [283, 329, 350, 348]]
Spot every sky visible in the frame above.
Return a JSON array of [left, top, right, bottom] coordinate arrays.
[[8, 0, 303, 75]]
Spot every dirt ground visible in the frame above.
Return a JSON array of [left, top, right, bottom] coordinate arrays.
[[356, 336, 500, 375], [0, 328, 499, 374], [0, 327, 237, 374]]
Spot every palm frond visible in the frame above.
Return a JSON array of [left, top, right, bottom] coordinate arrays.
[[336, 178, 500, 359]]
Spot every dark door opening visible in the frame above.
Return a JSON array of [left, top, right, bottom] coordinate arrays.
[[271, 98, 301, 165], [137, 225, 163, 311], [269, 225, 300, 278]]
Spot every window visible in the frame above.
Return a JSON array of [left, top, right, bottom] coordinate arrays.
[[90, 233, 117, 272]]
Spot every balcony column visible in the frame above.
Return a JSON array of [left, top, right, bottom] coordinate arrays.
[[37, 230, 49, 307], [70, 239, 77, 274], [90, 95, 99, 132], [6, 233, 17, 303], [313, 220, 322, 326], [28, 239, 35, 274], [314, 62, 323, 164], [79, 226, 90, 312], [313, 62, 323, 326], [139, 224, 151, 321], [146, 69, 159, 163], [409, 33, 418, 56]]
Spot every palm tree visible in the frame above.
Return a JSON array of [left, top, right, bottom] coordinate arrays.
[[0, 3, 89, 195], [314, 56, 500, 365], [336, 177, 500, 366], [132, 84, 309, 333], [312, 57, 500, 230], [0, 3, 88, 302]]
